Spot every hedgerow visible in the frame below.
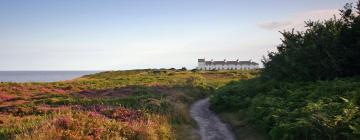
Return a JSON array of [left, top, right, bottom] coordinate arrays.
[[211, 1, 360, 139]]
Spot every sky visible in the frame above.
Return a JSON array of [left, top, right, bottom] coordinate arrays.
[[0, 0, 355, 70]]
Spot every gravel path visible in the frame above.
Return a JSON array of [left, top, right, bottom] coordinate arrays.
[[190, 98, 235, 140]]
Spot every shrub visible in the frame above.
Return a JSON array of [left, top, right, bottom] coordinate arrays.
[[211, 77, 360, 139], [180, 67, 187, 71], [262, 1, 360, 81]]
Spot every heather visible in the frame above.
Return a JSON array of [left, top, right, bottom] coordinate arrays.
[[0, 69, 258, 140]]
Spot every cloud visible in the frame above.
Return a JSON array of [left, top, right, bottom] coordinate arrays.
[[258, 9, 340, 31], [258, 21, 292, 30]]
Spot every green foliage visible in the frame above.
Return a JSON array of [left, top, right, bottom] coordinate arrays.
[[211, 1, 360, 139], [180, 67, 187, 71], [211, 77, 360, 139], [0, 115, 48, 140], [185, 75, 207, 88], [1, 69, 255, 139], [262, 1, 360, 81]]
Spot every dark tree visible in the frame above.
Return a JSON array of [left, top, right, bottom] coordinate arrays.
[[262, 0, 360, 81]]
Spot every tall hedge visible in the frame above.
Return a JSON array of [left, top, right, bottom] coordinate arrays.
[[262, 2, 360, 81]]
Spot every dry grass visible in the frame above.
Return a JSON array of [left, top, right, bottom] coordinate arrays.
[[0, 69, 259, 140]]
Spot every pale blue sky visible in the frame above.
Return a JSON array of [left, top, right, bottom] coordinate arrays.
[[0, 0, 353, 70]]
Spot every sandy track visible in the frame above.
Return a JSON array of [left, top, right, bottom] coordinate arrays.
[[190, 98, 235, 140]]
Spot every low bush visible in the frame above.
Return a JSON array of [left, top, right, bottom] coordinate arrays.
[[211, 77, 360, 139], [0, 69, 254, 139]]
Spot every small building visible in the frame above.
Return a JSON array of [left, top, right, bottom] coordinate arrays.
[[197, 58, 259, 70]]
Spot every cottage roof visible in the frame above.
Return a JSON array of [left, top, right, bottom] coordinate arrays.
[[201, 59, 259, 65], [212, 61, 225, 65], [226, 61, 238, 64]]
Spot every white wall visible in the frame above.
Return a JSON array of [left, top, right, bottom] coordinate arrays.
[[197, 62, 258, 70]]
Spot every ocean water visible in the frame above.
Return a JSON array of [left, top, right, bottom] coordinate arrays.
[[0, 71, 100, 82]]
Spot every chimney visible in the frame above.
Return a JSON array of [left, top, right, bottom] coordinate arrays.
[[198, 59, 205, 62]]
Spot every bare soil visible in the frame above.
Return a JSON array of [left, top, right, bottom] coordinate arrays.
[[190, 98, 235, 140]]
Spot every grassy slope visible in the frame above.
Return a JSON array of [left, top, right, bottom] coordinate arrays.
[[0, 69, 259, 140], [210, 77, 360, 140]]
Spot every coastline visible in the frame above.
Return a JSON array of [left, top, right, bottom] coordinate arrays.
[[0, 71, 101, 83]]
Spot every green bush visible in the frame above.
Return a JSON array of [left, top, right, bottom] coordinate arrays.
[[211, 1, 360, 139], [262, 1, 360, 81], [211, 77, 360, 139]]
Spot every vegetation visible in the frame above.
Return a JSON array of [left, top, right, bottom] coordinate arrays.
[[262, 2, 360, 81], [211, 77, 360, 139], [3, 1, 358, 140], [211, 1, 360, 140], [0, 69, 258, 140]]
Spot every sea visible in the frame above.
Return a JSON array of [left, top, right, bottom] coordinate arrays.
[[0, 71, 101, 82]]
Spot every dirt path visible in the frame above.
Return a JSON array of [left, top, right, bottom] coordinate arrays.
[[190, 98, 235, 140]]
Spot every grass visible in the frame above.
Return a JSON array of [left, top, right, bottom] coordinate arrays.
[[217, 111, 268, 140], [210, 77, 360, 140], [0, 69, 259, 140]]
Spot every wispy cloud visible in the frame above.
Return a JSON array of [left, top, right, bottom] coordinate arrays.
[[258, 21, 292, 30], [258, 9, 340, 31]]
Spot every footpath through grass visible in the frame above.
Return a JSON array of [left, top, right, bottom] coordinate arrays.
[[0, 69, 258, 140]]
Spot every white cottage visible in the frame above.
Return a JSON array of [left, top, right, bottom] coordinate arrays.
[[197, 58, 259, 70]]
